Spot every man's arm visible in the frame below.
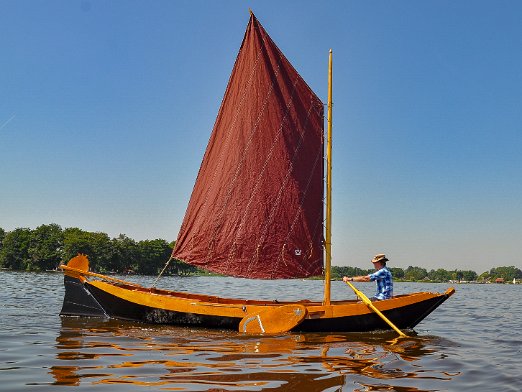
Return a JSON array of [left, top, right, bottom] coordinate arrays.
[[343, 275, 370, 283]]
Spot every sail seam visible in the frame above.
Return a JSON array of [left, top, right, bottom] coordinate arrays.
[[226, 76, 301, 271], [205, 46, 285, 266], [274, 133, 324, 277], [245, 103, 317, 276]]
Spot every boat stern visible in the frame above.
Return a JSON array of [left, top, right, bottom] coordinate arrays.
[[60, 275, 108, 317], [59, 254, 108, 318]]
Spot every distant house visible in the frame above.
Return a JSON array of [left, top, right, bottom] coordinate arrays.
[[495, 278, 505, 284]]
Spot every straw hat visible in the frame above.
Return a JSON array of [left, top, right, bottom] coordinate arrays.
[[371, 254, 388, 263]]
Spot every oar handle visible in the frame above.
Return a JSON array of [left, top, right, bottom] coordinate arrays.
[[344, 281, 407, 337], [60, 264, 139, 287]]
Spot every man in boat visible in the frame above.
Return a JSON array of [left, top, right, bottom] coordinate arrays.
[[342, 254, 393, 300]]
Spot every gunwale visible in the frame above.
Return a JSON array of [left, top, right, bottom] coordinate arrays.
[[61, 270, 454, 332]]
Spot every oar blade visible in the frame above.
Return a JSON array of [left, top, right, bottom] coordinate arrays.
[[62, 254, 90, 278], [66, 254, 89, 271], [239, 304, 307, 334]]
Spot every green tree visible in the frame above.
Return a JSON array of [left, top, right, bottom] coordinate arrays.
[[62, 227, 95, 263], [28, 224, 64, 271], [459, 270, 478, 282], [166, 242, 198, 275], [489, 266, 522, 281], [404, 266, 428, 281], [111, 234, 139, 273], [331, 266, 371, 279], [0, 227, 5, 250], [0, 228, 32, 270], [88, 231, 114, 273], [173, 259, 198, 275], [62, 228, 113, 272], [427, 268, 452, 282], [390, 267, 405, 279], [452, 270, 464, 281], [135, 239, 172, 275]]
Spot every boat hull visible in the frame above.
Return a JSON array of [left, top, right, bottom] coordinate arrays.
[[61, 274, 454, 333]]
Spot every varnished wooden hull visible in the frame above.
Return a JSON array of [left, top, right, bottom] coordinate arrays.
[[61, 274, 454, 333]]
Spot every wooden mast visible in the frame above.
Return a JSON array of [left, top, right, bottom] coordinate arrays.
[[323, 49, 333, 305]]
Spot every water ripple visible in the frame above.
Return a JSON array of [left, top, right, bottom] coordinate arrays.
[[0, 272, 521, 391]]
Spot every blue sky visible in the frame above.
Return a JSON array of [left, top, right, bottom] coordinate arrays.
[[1, 1, 520, 273]]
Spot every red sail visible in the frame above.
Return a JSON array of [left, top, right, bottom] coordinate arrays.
[[172, 14, 324, 279]]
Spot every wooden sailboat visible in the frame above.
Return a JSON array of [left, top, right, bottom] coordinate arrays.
[[60, 13, 454, 333]]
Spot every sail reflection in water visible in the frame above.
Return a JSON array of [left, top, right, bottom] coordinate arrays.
[[50, 318, 458, 391]]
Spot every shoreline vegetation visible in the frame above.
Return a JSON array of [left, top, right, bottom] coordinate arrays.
[[1, 224, 520, 283]]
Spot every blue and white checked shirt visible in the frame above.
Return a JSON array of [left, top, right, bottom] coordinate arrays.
[[369, 267, 393, 300]]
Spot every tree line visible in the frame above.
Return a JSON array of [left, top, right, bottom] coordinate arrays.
[[1, 224, 520, 281], [331, 265, 521, 283], [0, 224, 196, 275]]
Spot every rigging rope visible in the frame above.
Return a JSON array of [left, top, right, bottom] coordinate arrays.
[[152, 255, 174, 288]]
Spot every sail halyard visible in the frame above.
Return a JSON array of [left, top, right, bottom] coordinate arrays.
[[172, 13, 325, 279]]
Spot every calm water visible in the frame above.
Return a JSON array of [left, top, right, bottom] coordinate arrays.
[[0, 272, 520, 391]]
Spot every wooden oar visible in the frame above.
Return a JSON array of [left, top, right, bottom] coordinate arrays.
[[345, 281, 407, 337], [59, 254, 140, 286]]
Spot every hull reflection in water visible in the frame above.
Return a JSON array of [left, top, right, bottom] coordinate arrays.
[[51, 317, 458, 391]]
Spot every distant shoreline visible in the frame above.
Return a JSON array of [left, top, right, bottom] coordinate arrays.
[[1, 225, 520, 283], [0, 268, 519, 285]]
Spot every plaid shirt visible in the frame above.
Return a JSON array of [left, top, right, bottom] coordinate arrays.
[[369, 267, 393, 300]]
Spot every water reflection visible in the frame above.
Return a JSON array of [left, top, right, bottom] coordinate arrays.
[[49, 317, 457, 391], [3, 274, 518, 390]]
